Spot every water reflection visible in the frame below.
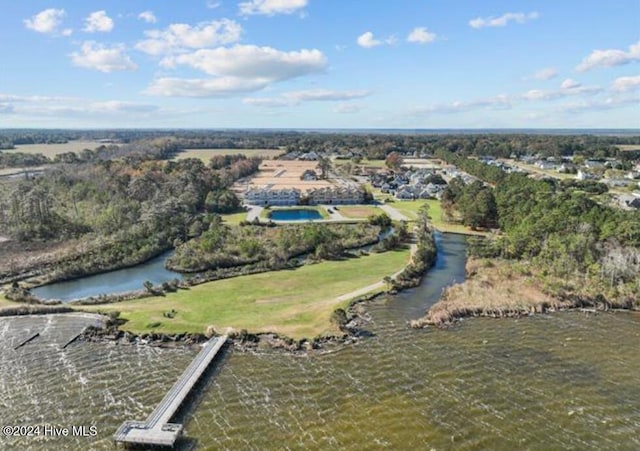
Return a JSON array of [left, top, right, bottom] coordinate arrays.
[[32, 252, 181, 302]]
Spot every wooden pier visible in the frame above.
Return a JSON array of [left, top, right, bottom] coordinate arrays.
[[113, 336, 228, 448]]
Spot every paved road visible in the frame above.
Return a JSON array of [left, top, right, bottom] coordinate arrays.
[[333, 240, 417, 303], [378, 204, 409, 221], [245, 205, 263, 222]]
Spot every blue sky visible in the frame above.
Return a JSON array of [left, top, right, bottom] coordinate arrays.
[[0, 0, 639, 128]]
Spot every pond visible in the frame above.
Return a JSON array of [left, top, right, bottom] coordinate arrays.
[[32, 252, 182, 302], [269, 208, 323, 221]]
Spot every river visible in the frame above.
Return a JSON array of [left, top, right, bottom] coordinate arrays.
[[1, 233, 639, 450]]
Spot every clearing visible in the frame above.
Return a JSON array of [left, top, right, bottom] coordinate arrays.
[[337, 205, 381, 219], [175, 148, 284, 161], [9, 141, 110, 157]]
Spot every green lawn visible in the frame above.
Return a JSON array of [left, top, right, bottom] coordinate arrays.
[[338, 205, 381, 218], [80, 249, 410, 339], [0, 294, 14, 309], [220, 211, 248, 225], [390, 199, 487, 235]]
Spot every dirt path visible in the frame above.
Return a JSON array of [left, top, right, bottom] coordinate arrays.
[[378, 204, 409, 221], [331, 241, 418, 304]]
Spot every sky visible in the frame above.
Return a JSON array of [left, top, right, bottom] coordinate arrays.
[[0, 0, 639, 129]]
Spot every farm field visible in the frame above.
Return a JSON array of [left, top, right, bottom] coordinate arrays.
[[9, 141, 109, 156], [175, 148, 284, 161], [81, 248, 411, 339], [617, 145, 640, 151], [237, 160, 337, 191]]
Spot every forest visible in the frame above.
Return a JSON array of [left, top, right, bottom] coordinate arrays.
[[0, 154, 260, 283], [437, 149, 640, 306]]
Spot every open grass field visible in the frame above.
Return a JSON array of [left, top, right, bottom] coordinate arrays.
[[175, 148, 284, 161], [220, 211, 249, 225], [389, 199, 487, 235], [337, 205, 381, 218], [617, 145, 640, 151], [80, 249, 411, 339], [0, 294, 14, 309], [9, 141, 108, 156]]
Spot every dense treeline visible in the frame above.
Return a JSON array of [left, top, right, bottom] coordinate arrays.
[[2, 130, 639, 160], [393, 204, 437, 289], [439, 151, 640, 305], [167, 219, 385, 272], [441, 178, 499, 230], [0, 152, 51, 168], [0, 155, 260, 283]]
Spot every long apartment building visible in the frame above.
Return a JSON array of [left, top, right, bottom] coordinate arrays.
[[307, 187, 364, 205], [244, 188, 301, 206], [244, 186, 364, 206]]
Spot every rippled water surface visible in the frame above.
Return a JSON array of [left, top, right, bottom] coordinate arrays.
[[32, 252, 181, 302], [2, 234, 639, 450]]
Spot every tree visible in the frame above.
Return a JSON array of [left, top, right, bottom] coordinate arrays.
[[318, 156, 332, 179], [385, 151, 403, 169]]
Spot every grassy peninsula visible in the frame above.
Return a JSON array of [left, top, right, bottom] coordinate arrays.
[[81, 248, 411, 339]]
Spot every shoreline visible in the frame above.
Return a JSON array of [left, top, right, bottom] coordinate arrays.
[[411, 257, 639, 328]]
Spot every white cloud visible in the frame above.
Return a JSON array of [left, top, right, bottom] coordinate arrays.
[[242, 97, 292, 107], [560, 78, 580, 90], [164, 45, 327, 80], [284, 89, 371, 102], [531, 67, 557, 80], [244, 89, 371, 108], [24, 9, 66, 35], [0, 103, 15, 114], [0, 93, 159, 118], [239, 0, 307, 16], [83, 11, 114, 33], [612, 75, 640, 92], [576, 41, 640, 72], [145, 77, 269, 97], [70, 42, 137, 73], [410, 94, 512, 115], [334, 103, 363, 114], [469, 11, 539, 29], [138, 11, 157, 24], [560, 95, 640, 113], [207, 1, 222, 9], [522, 79, 601, 101], [136, 19, 242, 55], [88, 101, 158, 114], [407, 27, 437, 44], [148, 44, 326, 97], [357, 31, 382, 48]]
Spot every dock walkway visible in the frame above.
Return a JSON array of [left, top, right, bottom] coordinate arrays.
[[114, 336, 227, 448]]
